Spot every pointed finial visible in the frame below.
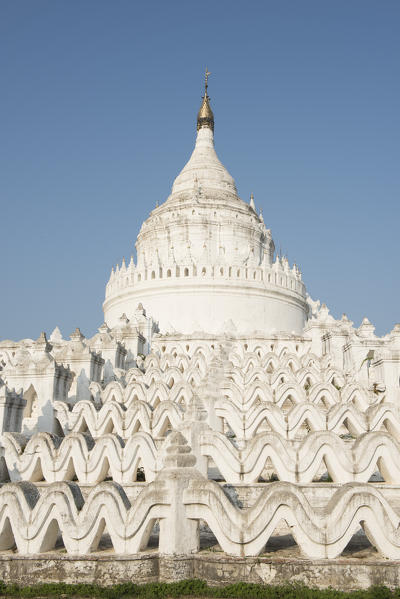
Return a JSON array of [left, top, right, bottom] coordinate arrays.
[[50, 326, 63, 342], [70, 327, 85, 341], [250, 193, 255, 210], [35, 331, 51, 352], [205, 67, 211, 95], [197, 68, 214, 132]]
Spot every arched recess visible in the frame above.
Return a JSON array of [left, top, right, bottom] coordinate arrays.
[[38, 519, 63, 553], [0, 517, 16, 550], [53, 419, 65, 437], [0, 457, 10, 482], [159, 416, 173, 437], [23, 384, 38, 418]]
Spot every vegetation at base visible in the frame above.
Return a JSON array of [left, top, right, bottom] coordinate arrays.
[[0, 579, 398, 598]]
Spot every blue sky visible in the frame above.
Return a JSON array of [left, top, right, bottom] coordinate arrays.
[[0, 0, 399, 341]]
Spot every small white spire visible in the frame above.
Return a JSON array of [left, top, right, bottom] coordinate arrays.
[[250, 193, 255, 210], [358, 317, 376, 338], [50, 326, 63, 342]]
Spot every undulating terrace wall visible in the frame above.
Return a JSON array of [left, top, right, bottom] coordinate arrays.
[[1, 339, 400, 583], [1, 434, 400, 560], [3, 424, 400, 485]]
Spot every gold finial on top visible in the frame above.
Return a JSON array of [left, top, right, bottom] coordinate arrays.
[[197, 67, 214, 132], [205, 67, 211, 95]]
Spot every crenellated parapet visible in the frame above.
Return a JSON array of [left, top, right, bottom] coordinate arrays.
[[105, 254, 305, 307]]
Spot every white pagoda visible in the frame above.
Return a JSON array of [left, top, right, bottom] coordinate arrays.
[[0, 73, 399, 590]]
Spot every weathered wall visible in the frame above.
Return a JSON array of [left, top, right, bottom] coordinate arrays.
[[0, 554, 399, 591]]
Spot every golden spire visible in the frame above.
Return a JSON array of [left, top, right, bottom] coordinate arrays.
[[197, 67, 214, 132]]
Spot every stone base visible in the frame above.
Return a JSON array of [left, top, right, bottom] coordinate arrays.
[[0, 552, 399, 590]]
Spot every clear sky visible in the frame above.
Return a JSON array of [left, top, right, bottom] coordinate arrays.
[[1, 0, 399, 341]]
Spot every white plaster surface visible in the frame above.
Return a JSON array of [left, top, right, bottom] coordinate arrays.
[[0, 91, 400, 587]]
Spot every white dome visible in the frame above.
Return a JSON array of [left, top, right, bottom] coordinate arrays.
[[103, 94, 308, 335]]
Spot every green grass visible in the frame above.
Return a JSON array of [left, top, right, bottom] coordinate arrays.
[[0, 580, 398, 598]]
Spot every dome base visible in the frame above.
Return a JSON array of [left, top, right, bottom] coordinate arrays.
[[103, 279, 307, 335]]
